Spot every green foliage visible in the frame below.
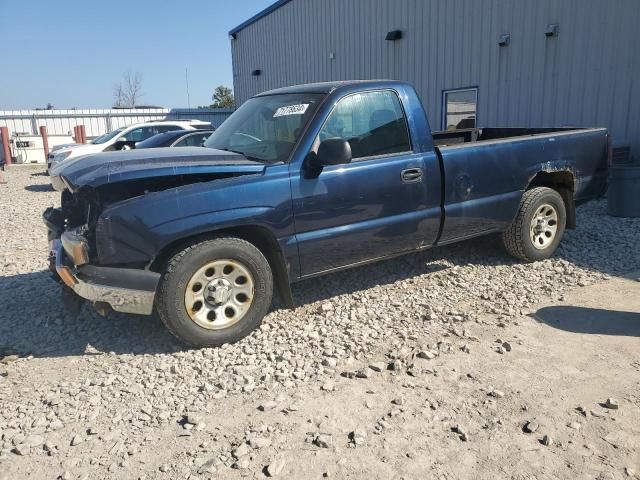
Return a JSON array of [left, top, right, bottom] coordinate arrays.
[[210, 86, 234, 108]]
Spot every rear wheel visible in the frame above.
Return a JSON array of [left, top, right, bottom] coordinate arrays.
[[156, 237, 273, 347], [502, 187, 566, 262]]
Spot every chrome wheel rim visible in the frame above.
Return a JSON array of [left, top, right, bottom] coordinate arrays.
[[530, 203, 558, 250], [184, 259, 255, 330]]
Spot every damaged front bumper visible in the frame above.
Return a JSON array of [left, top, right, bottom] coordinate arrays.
[[51, 239, 160, 315]]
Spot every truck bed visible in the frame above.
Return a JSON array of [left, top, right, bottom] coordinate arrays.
[[432, 127, 588, 147], [434, 126, 609, 245]]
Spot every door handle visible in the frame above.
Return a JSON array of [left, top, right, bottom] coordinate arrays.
[[401, 168, 423, 183]]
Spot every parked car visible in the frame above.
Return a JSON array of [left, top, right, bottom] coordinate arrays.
[[134, 130, 214, 149], [47, 120, 211, 172], [43, 80, 610, 347], [48, 129, 216, 191]]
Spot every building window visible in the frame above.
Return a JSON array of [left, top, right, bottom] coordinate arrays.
[[442, 88, 478, 130]]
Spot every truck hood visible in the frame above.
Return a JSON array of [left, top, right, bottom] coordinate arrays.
[[57, 147, 266, 191]]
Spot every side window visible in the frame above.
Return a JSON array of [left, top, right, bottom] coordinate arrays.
[[318, 90, 411, 160], [123, 127, 147, 142], [126, 125, 178, 142], [442, 88, 477, 130], [174, 133, 208, 147], [138, 127, 158, 141], [173, 135, 192, 147]]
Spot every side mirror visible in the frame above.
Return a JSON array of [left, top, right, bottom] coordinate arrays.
[[114, 139, 134, 150], [316, 138, 352, 166]]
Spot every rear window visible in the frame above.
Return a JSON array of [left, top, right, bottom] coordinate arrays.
[[135, 132, 177, 148]]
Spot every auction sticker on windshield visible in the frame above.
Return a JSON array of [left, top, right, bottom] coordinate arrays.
[[273, 104, 309, 117]]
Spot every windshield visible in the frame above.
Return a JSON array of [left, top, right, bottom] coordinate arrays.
[[91, 127, 124, 145], [204, 93, 324, 163]]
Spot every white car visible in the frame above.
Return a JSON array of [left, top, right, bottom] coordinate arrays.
[[47, 119, 211, 172]]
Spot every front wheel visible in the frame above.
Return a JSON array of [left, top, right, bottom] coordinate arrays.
[[156, 237, 273, 347], [502, 187, 567, 262]]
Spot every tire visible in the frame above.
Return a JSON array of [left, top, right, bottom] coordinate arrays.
[[155, 237, 273, 347], [502, 187, 567, 262]]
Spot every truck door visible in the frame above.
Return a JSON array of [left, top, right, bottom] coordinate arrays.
[[290, 89, 441, 276]]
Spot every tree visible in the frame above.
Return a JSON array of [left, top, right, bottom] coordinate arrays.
[[113, 71, 144, 107], [113, 83, 126, 107], [210, 86, 234, 108]]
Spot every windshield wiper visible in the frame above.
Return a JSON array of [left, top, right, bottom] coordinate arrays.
[[220, 148, 264, 163]]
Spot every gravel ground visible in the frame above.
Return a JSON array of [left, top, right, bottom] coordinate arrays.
[[1, 166, 639, 480]]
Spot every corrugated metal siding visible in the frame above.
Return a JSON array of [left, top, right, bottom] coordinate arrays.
[[231, 0, 640, 155], [0, 108, 233, 137]]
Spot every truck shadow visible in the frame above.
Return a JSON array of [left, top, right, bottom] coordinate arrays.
[[0, 238, 502, 359], [290, 235, 503, 304], [531, 306, 640, 337], [0, 270, 182, 359], [24, 183, 55, 192], [1, 201, 638, 359]]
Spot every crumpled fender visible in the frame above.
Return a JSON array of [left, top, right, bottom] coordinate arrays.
[[95, 165, 294, 267]]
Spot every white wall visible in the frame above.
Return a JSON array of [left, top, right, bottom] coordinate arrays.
[[11, 135, 74, 164], [0, 108, 234, 137], [0, 108, 234, 164]]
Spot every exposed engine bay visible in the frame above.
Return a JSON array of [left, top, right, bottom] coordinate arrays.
[[44, 171, 253, 268]]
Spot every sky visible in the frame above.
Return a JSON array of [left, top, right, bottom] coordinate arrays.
[[0, 0, 275, 109]]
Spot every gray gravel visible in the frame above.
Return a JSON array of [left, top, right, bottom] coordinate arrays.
[[1, 166, 640, 478]]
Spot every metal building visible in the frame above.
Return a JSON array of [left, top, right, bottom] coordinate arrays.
[[230, 0, 640, 157]]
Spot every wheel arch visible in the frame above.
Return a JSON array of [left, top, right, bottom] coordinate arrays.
[[150, 225, 295, 309], [527, 169, 576, 229]]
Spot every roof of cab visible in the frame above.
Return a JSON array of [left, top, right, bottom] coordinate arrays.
[[255, 80, 406, 97]]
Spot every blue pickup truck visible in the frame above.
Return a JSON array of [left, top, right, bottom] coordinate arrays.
[[44, 80, 610, 346]]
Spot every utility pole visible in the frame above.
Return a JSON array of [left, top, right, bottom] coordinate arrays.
[[185, 68, 191, 108]]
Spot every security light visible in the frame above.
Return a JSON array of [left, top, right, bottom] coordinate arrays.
[[252, 69, 262, 76], [545, 24, 559, 37], [498, 33, 511, 46], [385, 30, 403, 41]]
